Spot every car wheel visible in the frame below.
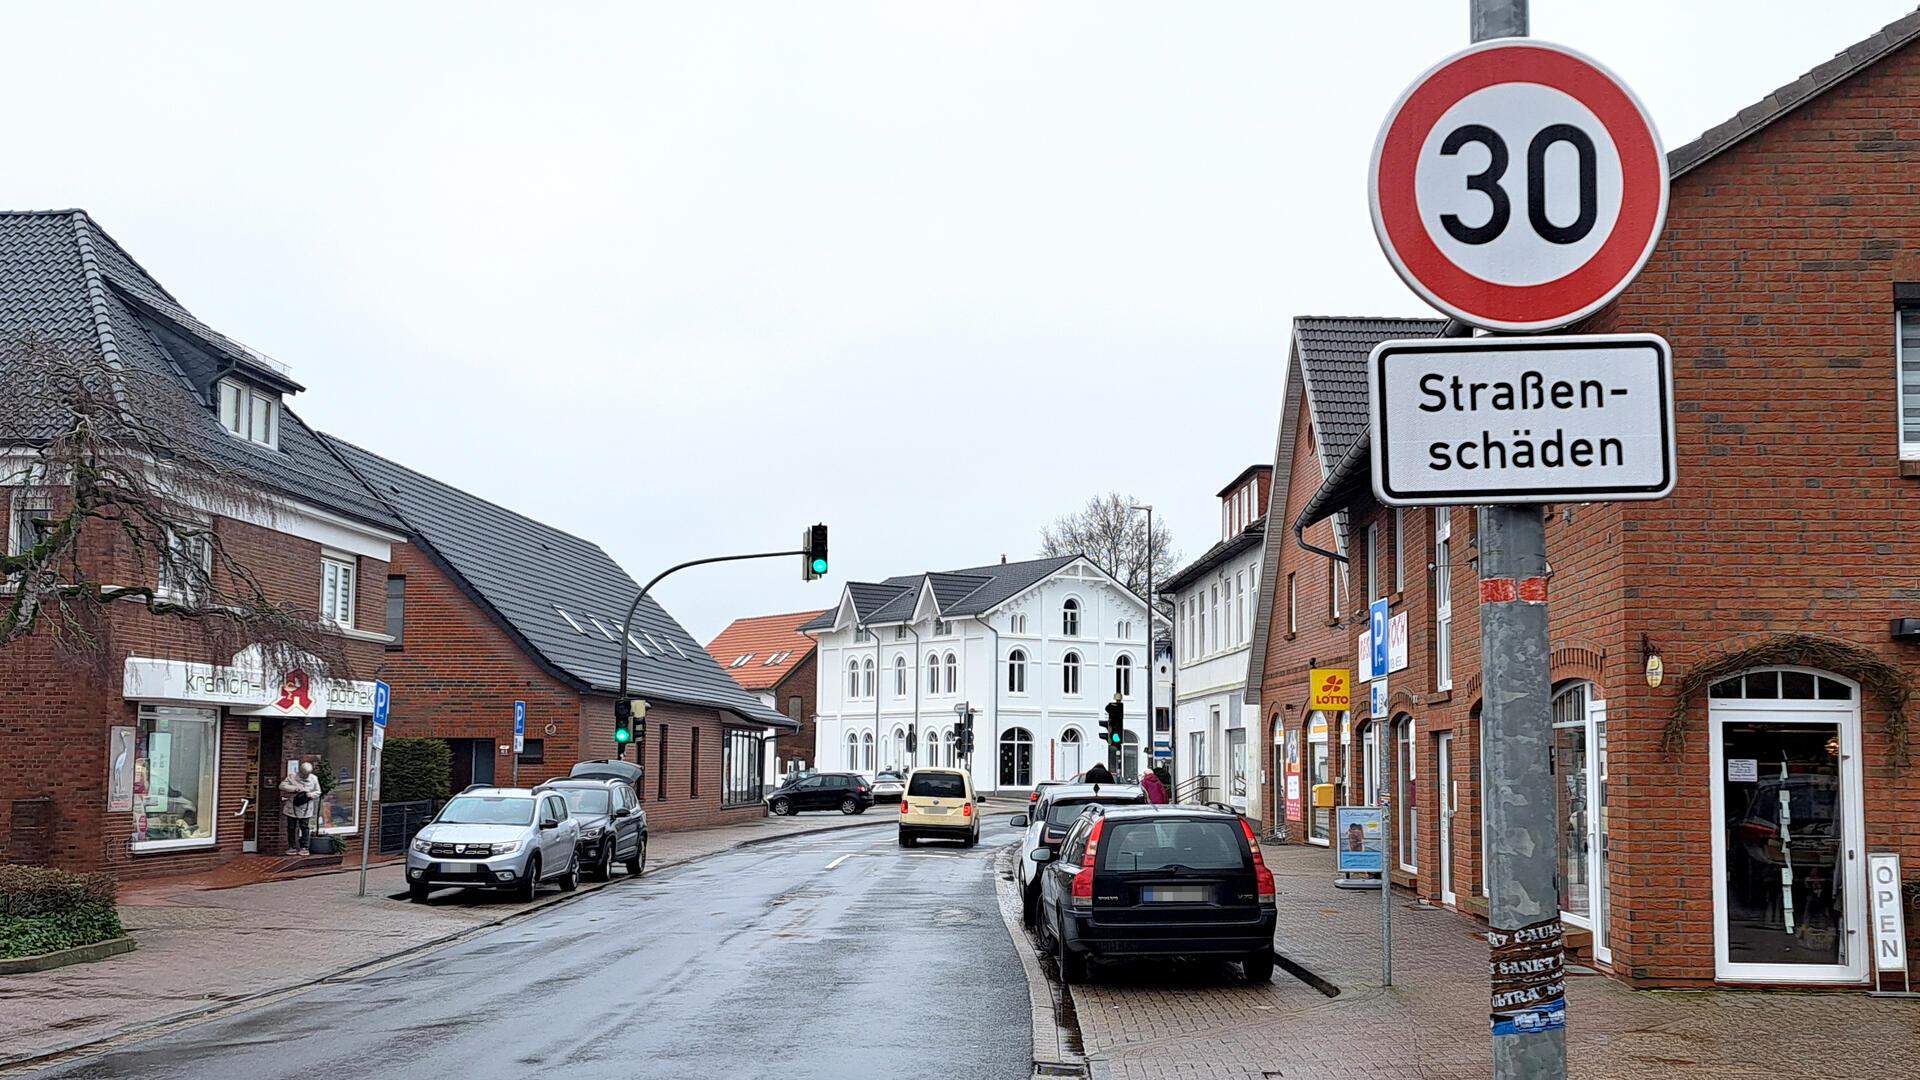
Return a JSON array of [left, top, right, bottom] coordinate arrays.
[[1243, 948, 1275, 984], [559, 853, 580, 892], [964, 826, 979, 848], [840, 797, 859, 815], [514, 856, 540, 902], [1056, 915, 1087, 984], [627, 837, 646, 878], [595, 842, 615, 882], [770, 797, 792, 817], [408, 882, 430, 904], [898, 830, 914, 847], [1021, 885, 1038, 928]]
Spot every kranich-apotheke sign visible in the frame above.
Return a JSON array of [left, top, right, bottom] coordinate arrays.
[[1369, 334, 1675, 505]]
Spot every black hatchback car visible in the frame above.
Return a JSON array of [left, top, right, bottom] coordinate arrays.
[[536, 778, 646, 880], [1033, 804, 1277, 984], [766, 771, 873, 816]]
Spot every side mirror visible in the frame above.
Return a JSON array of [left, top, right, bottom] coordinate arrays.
[[1010, 814, 1028, 828], [613, 807, 631, 819], [541, 818, 561, 830], [1028, 849, 1052, 864]]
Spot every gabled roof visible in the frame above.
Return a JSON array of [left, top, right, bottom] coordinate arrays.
[[707, 610, 824, 691], [325, 436, 794, 730], [1161, 518, 1266, 595], [0, 210, 399, 531], [798, 554, 1086, 632], [1294, 316, 1447, 474], [1216, 463, 1272, 499]]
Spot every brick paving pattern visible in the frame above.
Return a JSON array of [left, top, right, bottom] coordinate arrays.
[[0, 812, 893, 1069], [1061, 844, 1920, 1080]]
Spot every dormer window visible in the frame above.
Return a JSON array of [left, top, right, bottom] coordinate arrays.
[[217, 379, 279, 448]]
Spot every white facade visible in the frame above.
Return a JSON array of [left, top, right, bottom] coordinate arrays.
[[1167, 468, 1268, 813], [808, 558, 1167, 793]]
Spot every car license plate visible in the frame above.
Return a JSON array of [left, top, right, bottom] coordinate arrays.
[[437, 863, 479, 875], [1141, 885, 1209, 903], [924, 806, 949, 815]]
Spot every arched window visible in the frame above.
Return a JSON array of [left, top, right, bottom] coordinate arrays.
[[1063, 651, 1081, 695], [861, 731, 875, 772], [943, 651, 958, 695], [1010, 613, 1027, 634], [945, 727, 960, 767], [862, 657, 874, 699], [1120, 728, 1141, 781], [1060, 726, 1084, 778], [846, 731, 859, 770], [999, 727, 1034, 787], [1114, 653, 1133, 697], [893, 655, 908, 696], [1007, 648, 1028, 694], [847, 658, 860, 698], [1061, 598, 1080, 637], [926, 653, 940, 694], [890, 725, 906, 770]]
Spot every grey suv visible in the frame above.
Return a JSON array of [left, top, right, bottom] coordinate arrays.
[[406, 788, 581, 903]]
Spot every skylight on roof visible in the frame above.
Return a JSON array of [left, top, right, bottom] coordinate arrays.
[[587, 615, 617, 642], [763, 651, 785, 666], [627, 633, 650, 657], [554, 605, 586, 634], [731, 653, 754, 668]]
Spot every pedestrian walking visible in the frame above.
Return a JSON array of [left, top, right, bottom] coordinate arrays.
[[279, 760, 320, 855], [1083, 761, 1114, 786], [1141, 767, 1168, 804], [1152, 764, 1174, 802]]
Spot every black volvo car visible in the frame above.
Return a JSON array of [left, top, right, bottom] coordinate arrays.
[[1032, 804, 1278, 984]]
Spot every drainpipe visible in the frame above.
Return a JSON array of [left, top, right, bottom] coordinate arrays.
[[863, 620, 881, 773], [907, 624, 923, 766], [978, 614, 1001, 791]]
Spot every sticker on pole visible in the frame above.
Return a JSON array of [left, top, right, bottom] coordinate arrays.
[[1369, 39, 1667, 332], [1369, 333, 1675, 505]]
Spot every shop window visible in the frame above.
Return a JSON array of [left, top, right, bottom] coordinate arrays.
[[301, 715, 362, 832], [133, 705, 219, 850], [723, 728, 766, 807]]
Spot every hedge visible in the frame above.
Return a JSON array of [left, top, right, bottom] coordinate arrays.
[[0, 865, 123, 959], [381, 737, 452, 804]]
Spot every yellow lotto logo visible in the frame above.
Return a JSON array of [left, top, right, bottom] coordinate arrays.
[[1309, 668, 1351, 710]]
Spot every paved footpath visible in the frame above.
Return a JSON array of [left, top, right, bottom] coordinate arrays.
[[1061, 844, 1920, 1080], [0, 810, 895, 1071]]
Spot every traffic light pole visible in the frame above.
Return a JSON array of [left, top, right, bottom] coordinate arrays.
[[614, 547, 807, 773]]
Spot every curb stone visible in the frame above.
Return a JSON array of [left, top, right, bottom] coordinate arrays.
[[0, 814, 895, 1076], [0, 937, 137, 976], [989, 846, 1090, 1079]]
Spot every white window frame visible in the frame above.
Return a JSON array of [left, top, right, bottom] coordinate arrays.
[[1366, 521, 1381, 602], [1393, 508, 1407, 593], [1007, 648, 1028, 695], [1434, 509, 1453, 692], [926, 653, 940, 694], [321, 552, 356, 628], [847, 658, 860, 699], [1115, 653, 1133, 697], [158, 523, 214, 606], [1061, 598, 1080, 637], [1063, 651, 1081, 696], [862, 657, 875, 699], [216, 378, 280, 450], [943, 651, 958, 695], [1900, 309, 1920, 459], [8, 488, 54, 559], [1286, 572, 1297, 635], [894, 655, 908, 696]]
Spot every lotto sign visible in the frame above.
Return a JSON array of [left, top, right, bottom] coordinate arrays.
[[1369, 40, 1667, 331], [1309, 668, 1352, 711]]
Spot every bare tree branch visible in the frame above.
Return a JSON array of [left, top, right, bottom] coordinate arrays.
[[1038, 492, 1180, 603]]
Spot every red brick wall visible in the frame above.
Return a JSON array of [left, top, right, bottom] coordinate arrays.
[[770, 649, 817, 769], [0, 497, 390, 879]]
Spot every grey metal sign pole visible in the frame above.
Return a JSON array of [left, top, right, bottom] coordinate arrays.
[[1470, 4, 1567, 1078]]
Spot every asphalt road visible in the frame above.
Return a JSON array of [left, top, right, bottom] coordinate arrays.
[[27, 813, 1033, 1080]]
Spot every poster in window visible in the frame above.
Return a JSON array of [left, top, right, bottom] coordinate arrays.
[[107, 726, 136, 812]]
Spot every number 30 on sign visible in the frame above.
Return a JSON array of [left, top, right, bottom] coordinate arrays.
[[1368, 40, 1668, 332]]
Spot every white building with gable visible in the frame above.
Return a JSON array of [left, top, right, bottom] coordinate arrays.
[[801, 554, 1167, 793]]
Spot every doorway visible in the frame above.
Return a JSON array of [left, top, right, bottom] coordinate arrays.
[[998, 727, 1034, 788], [447, 738, 497, 792], [1306, 712, 1331, 845], [1552, 683, 1612, 965], [1437, 731, 1456, 906], [242, 726, 261, 853], [1708, 668, 1866, 984]]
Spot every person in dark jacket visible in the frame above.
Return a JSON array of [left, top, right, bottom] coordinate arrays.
[[1082, 762, 1114, 786]]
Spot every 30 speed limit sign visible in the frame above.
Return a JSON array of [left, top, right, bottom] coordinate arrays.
[[1369, 40, 1668, 332]]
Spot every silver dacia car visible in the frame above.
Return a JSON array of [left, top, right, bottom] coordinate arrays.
[[406, 787, 581, 902]]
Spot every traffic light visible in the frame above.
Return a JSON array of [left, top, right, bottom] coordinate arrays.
[[614, 698, 647, 758], [962, 710, 975, 755], [802, 523, 829, 581], [1102, 699, 1124, 744], [906, 724, 917, 755]]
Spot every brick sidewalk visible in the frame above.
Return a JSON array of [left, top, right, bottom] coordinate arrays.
[[0, 810, 892, 1070], [1064, 843, 1920, 1080]]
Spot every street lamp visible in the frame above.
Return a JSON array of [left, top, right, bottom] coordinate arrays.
[[1129, 504, 1156, 780]]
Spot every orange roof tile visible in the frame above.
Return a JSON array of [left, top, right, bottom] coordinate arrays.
[[706, 610, 825, 691]]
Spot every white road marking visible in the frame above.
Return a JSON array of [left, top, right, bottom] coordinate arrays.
[[826, 853, 855, 870]]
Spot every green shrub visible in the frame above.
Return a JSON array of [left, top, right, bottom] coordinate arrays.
[[0, 865, 123, 958], [382, 737, 452, 803]]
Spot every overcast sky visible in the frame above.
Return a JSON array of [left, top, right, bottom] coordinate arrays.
[[8, 2, 1910, 641]]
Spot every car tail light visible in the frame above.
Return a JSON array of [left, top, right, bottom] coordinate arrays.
[[900, 799, 910, 814], [1029, 790, 1040, 803], [961, 802, 974, 818], [1070, 819, 1104, 910], [855, 786, 867, 794], [1241, 819, 1276, 907]]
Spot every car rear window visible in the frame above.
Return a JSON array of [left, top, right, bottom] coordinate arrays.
[[1100, 819, 1244, 872], [908, 773, 967, 798], [1043, 797, 1139, 827], [437, 796, 535, 826], [554, 788, 611, 815]]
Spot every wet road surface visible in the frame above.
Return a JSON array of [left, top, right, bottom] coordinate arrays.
[[24, 815, 1032, 1080]]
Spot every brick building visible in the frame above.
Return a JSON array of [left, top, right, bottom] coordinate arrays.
[[0, 211, 402, 878], [326, 438, 797, 832], [1249, 17, 1920, 989], [707, 610, 824, 778]]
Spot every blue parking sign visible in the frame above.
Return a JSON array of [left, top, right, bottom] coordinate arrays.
[[513, 700, 526, 754], [372, 681, 390, 729], [1370, 599, 1389, 677]]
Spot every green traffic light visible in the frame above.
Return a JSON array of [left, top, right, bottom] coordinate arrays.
[[811, 557, 828, 574], [614, 727, 632, 743]]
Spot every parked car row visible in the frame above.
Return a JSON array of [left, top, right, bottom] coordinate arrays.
[[404, 759, 648, 903]]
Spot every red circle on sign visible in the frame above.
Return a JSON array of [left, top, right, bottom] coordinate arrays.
[[1368, 40, 1667, 332]]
